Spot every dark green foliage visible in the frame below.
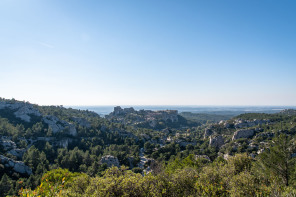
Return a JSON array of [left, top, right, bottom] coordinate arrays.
[[23, 146, 49, 173], [0, 174, 13, 197], [1, 98, 296, 195], [20, 154, 296, 197], [236, 113, 273, 120], [144, 142, 155, 155], [132, 167, 143, 174], [181, 112, 233, 124], [256, 134, 296, 186]]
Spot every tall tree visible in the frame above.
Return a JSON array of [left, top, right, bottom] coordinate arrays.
[[0, 174, 12, 197], [257, 134, 295, 186]]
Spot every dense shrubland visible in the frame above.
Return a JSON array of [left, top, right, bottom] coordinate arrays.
[[20, 150, 296, 196], [1, 98, 296, 196]]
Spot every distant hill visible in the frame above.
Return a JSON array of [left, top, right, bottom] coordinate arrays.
[[105, 106, 196, 129], [180, 112, 234, 124], [278, 109, 296, 115]]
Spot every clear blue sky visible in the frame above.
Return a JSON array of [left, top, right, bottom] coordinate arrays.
[[1, 0, 295, 106]]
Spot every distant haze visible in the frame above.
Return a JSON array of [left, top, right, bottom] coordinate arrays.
[[1, 1, 296, 106], [69, 106, 296, 116]]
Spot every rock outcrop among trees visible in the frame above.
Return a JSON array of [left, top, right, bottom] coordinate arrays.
[[0, 97, 296, 196]]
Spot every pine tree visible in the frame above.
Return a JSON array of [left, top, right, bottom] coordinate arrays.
[[257, 134, 295, 186], [0, 174, 12, 197]]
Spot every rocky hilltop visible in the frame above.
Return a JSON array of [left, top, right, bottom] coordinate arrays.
[[1, 97, 296, 197], [0, 100, 41, 122], [105, 106, 185, 129], [0, 98, 149, 181], [0, 99, 78, 136]]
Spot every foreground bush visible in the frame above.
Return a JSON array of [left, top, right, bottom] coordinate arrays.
[[19, 154, 296, 197]]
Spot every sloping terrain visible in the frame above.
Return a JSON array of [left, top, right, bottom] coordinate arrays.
[[0, 98, 296, 196]]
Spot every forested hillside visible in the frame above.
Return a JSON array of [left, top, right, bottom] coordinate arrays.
[[0, 98, 296, 196], [180, 112, 233, 124]]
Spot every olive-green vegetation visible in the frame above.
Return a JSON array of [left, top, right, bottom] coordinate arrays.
[[180, 112, 234, 124], [1, 98, 296, 196], [20, 150, 296, 196]]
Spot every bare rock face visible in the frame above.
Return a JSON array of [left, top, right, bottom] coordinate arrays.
[[0, 137, 26, 159], [14, 105, 41, 122], [234, 119, 270, 129], [232, 129, 254, 140], [43, 115, 64, 133], [106, 107, 179, 128], [0, 155, 32, 175], [209, 135, 224, 148], [43, 115, 77, 136], [113, 106, 124, 116], [1, 138, 17, 150], [100, 155, 120, 167], [112, 106, 135, 116], [123, 107, 135, 114], [157, 110, 178, 122], [0, 101, 41, 122]]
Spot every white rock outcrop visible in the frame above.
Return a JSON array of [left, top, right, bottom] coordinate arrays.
[[234, 119, 270, 129], [43, 115, 65, 133], [232, 129, 255, 140], [1, 138, 17, 150], [0, 101, 41, 122], [209, 135, 224, 148], [43, 115, 77, 136], [0, 155, 32, 175], [14, 105, 41, 122], [0, 138, 26, 158]]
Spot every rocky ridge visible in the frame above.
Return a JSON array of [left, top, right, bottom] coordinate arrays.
[[0, 155, 32, 175], [0, 100, 41, 122], [106, 106, 180, 129], [0, 100, 78, 136], [1, 137, 26, 159], [232, 129, 255, 140], [209, 135, 224, 148], [43, 115, 77, 136]]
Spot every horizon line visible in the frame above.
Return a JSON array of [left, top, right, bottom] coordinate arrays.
[[66, 104, 296, 107]]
